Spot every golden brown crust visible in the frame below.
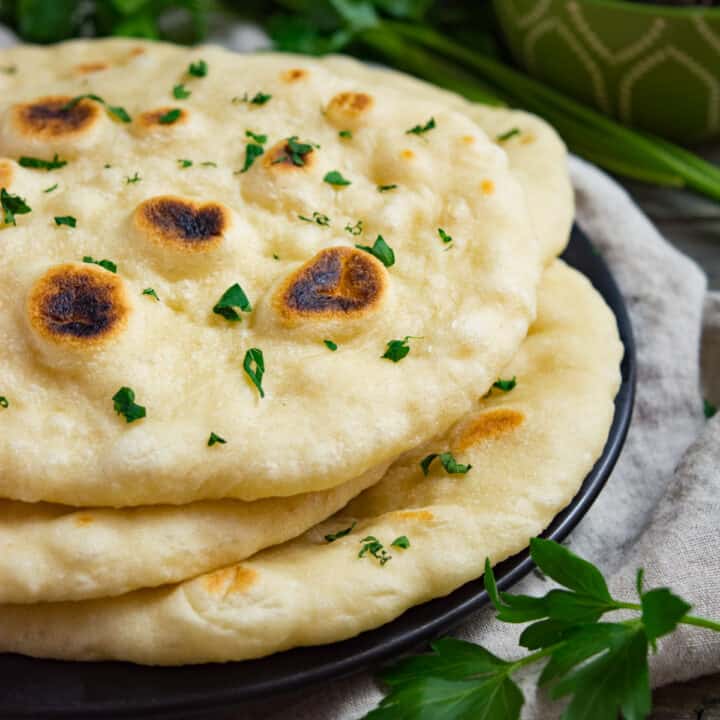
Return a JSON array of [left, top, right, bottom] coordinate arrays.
[[203, 566, 258, 597], [10, 96, 102, 141], [133, 196, 230, 253], [281, 68, 309, 83], [27, 263, 130, 347], [73, 62, 109, 74], [390, 510, 435, 522], [274, 246, 387, 323], [262, 139, 316, 171], [0, 159, 14, 188], [325, 91, 374, 125], [136, 107, 189, 130], [453, 409, 524, 452]]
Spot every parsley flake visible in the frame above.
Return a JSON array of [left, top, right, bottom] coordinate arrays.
[[356, 235, 395, 267], [493, 376, 517, 392], [173, 83, 191, 99], [420, 451, 472, 476], [324, 170, 351, 187], [63, 94, 131, 123], [339, 129, 353, 139], [378, 184, 398, 192], [497, 127, 521, 142], [243, 348, 265, 398], [246, 130, 267, 144], [83, 256, 117, 273], [299, 211, 330, 226], [213, 283, 252, 322], [324, 521, 356, 542], [0, 396, 8, 409], [19, 154, 67, 171], [142, 288, 159, 301], [112, 386, 146, 423], [324, 339, 338, 351], [272, 136, 315, 167], [200, 161, 217, 167], [54, 215, 76, 228], [344, 219, 363, 236], [391, 535, 410, 549], [382, 335, 419, 362], [438, 228, 452, 245], [234, 92, 272, 106], [178, 158, 193, 168], [0, 65, 16, 75], [43, 183, 58, 193], [406, 117, 436, 135], [125, 172, 142, 184], [359, 536, 391, 565], [188, 59, 208, 77], [158, 108, 182, 124], [1, 189, 31, 225], [705, 399, 717, 419], [208, 432, 227, 447], [240, 143, 264, 173]]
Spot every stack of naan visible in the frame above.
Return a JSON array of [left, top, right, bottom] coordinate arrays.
[[0, 40, 622, 665]]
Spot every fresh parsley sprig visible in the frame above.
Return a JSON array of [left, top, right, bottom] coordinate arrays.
[[0, 189, 31, 225], [19, 154, 67, 170], [366, 538, 720, 720], [356, 235, 394, 267]]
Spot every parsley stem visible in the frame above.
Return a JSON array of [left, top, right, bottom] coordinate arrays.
[[507, 644, 559, 672], [614, 602, 720, 632]]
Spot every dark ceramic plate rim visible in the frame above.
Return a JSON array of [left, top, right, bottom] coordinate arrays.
[[0, 225, 636, 720]]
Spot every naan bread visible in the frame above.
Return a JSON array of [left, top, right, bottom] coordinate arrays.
[[0, 39, 540, 506], [0, 261, 622, 664]]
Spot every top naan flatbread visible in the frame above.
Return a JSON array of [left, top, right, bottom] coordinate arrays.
[[0, 40, 540, 506]]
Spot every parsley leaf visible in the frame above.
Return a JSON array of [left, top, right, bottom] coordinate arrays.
[[299, 211, 330, 226], [272, 136, 315, 166], [142, 288, 159, 301], [382, 336, 418, 362], [378, 184, 398, 192], [158, 108, 182, 124], [344, 219, 363, 236], [324, 170, 351, 186], [54, 215, 76, 227], [359, 536, 391, 566], [420, 452, 472, 477], [188, 59, 208, 77], [324, 339, 338, 351], [207, 432, 227, 447], [125, 172, 142, 184], [497, 128, 521, 142], [213, 283, 252, 322], [178, 158, 193, 168], [112, 387, 146, 423], [245, 129, 268, 144], [641, 588, 691, 646], [493, 376, 517, 392], [704, 399, 717, 418], [339, 129, 353, 139], [43, 183, 58, 193], [356, 235, 394, 267], [235, 92, 272, 105], [0, 396, 8, 409], [324, 521, 356, 542], [63, 94, 131, 123], [1, 189, 31, 225], [438, 228, 452, 244], [83, 256, 117, 273], [391, 536, 410, 550], [19, 154, 67, 170], [240, 143, 264, 173], [173, 83, 191, 99], [243, 348, 265, 398], [406, 117, 436, 135]]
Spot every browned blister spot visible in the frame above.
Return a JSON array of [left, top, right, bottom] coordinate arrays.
[[11, 95, 101, 140], [137, 107, 189, 130], [281, 68, 308, 82], [0, 159, 14, 188], [262, 139, 316, 171], [74, 514, 94, 526], [74, 62, 109, 74], [392, 510, 435, 522], [480, 179, 495, 195], [28, 264, 129, 347], [133, 196, 229, 253], [275, 247, 386, 322], [326, 91, 374, 121], [453, 409, 524, 452], [203, 566, 258, 598]]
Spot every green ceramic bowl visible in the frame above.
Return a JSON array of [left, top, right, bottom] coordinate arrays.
[[493, 0, 720, 142]]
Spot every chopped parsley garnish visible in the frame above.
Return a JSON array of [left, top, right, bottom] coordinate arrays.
[[54, 215, 76, 227], [299, 211, 330, 226], [173, 83, 191, 99], [125, 172, 142, 184], [208, 432, 227, 447], [356, 235, 395, 267], [19, 154, 67, 171], [142, 288, 159, 301], [324, 339, 338, 351], [324, 170, 351, 187], [188, 59, 208, 77], [243, 348, 265, 398], [359, 536, 391, 565], [391, 535, 410, 549], [324, 521, 356, 542], [272, 136, 315, 167], [0, 65, 16, 75], [339, 129, 353, 139], [705, 399, 717, 419], [213, 283, 252, 322], [420, 451, 472, 477], [178, 158, 193, 168], [272, 253, 280, 260], [237, 91, 272, 105], [497, 127, 521, 142], [83, 256, 117, 273], [1, 189, 31, 225], [43, 183, 58, 193], [200, 161, 217, 167], [112, 387, 146, 423], [344, 219, 363, 236], [0, 396, 8, 409], [493, 376, 517, 392], [246, 130, 267, 144], [378, 184, 398, 192], [438, 228, 452, 245], [406, 117, 435, 135], [382, 336, 419, 362], [63, 94, 131, 123], [240, 143, 264, 173], [158, 108, 182, 124]]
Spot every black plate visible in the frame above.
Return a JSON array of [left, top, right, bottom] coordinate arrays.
[[0, 225, 636, 720]]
